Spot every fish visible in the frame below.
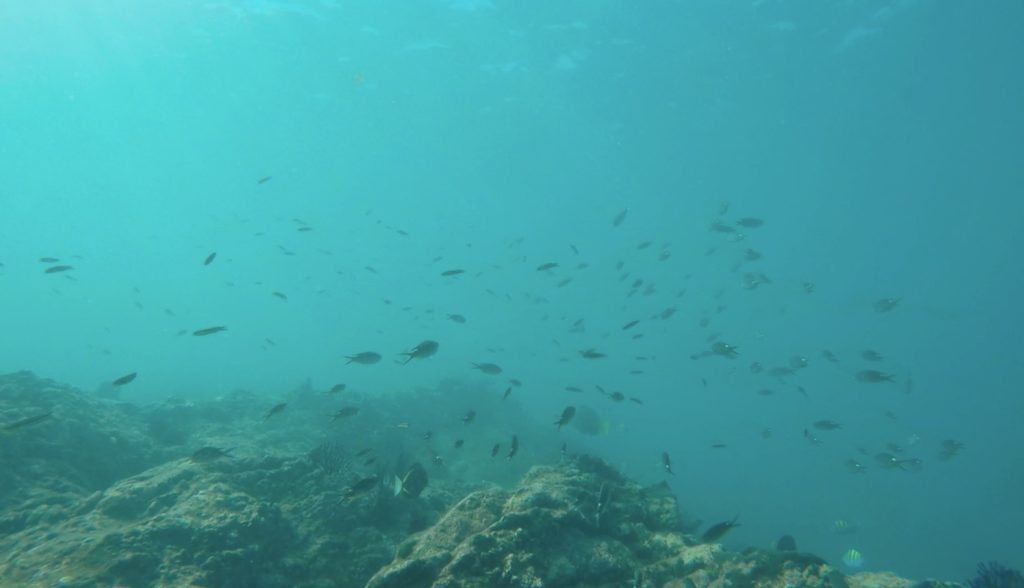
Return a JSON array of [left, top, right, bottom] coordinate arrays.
[[332, 406, 359, 420], [491, 443, 501, 457], [502, 387, 512, 400], [612, 208, 628, 227], [821, 350, 839, 363], [346, 352, 382, 365], [203, 252, 217, 266], [509, 379, 522, 387], [448, 314, 467, 323], [579, 349, 606, 359], [472, 362, 503, 375], [344, 476, 379, 500], [622, 320, 640, 331], [507, 435, 519, 460], [874, 297, 901, 313], [856, 370, 895, 383], [328, 384, 347, 394], [701, 516, 740, 543], [662, 451, 674, 475], [401, 340, 440, 364], [709, 220, 736, 233], [112, 372, 138, 387], [775, 535, 797, 551], [861, 350, 884, 362], [257, 176, 272, 184], [462, 410, 476, 424], [736, 217, 764, 228], [841, 548, 864, 569], [831, 519, 857, 535], [264, 403, 288, 420], [845, 459, 866, 474], [803, 429, 822, 446], [813, 420, 842, 431], [536, 262, 559, 271], [392, 463, 428, 498], [2, 411, 53, 431], [554, 406, 576, 430], [564, 386, 583, 393], [710, 443, 727, 449], [272, 291, 288, 301], [193, 326, 227, 337], [440, 269, 465, 277], [710, 341, 739, 359], [453, 439, 464, 449], [39, 257, 60, 263], [190, 447, 233, 462], [44, 265, 74, 274], [356, 448, 374, 457]]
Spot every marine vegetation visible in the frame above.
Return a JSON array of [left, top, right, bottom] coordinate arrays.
[[968, 561, 1024, 588]]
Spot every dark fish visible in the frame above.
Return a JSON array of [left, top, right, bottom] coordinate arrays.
[[554, 406, 576, 430], [662, 451, 674, 475], [861, 350, 884, 362], [874, 297, 901, 313], [344, 476, 379, 500], [709, 220, 736, 233], [346, 352, 382, 365], [502, 387, 512, 400], [392, 462, 428, 498], [622, 320, 640, 331], [710, 341, 739, 359], [462, 410, 476, 424], [472, 362, 502, 375], [441, 269, 465, 277], [821, 350, 839, 363], [328, 383, 347, 394], [447, 314, 467, 323], [570, 244, 579, 255], [193, 326, 227, 336], [711, 443, 727, 449], [453, 439, 464, 449], [775, 535, 797, 551], [702, 517, 740, 543], [813, 420, 842, 431], [804, 429, 822, 446], [203, 252, 217, 266], [39, 257, 60, 263], [845, 459, 866, 474], [509, 379, 522, 387], [2, 411, 53, 431], [332, 406, 359, 420], [629, 397, 644, 405], [402, 340, 440, 364], [190, 447, 232, 462], [264, 402, 288, 420], [536, 262, 559, 271], [112, 372, 138, 387], [356, 448, 374, 457], [856, 370, 895, 383], [507, 435, 519, 460], [44, 265, 73, 274], [579, 349, 606, 359], [297, 226, 313, 232], [257, 176, 272, 184], [564, 386, 583, 393], [491, 443, 501, 457], [272, 291, 288, 301], [736, 217, 764, 228], [364, 457, 378, 466], [612, 208, 628, 227]]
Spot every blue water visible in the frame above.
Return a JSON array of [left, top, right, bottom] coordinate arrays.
[[2, 0, 1022, 581]]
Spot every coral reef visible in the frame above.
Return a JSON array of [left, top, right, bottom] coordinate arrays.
[[0, 371, 973, 587]]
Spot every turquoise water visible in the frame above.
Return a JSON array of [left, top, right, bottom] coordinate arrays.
[[1, 0, 1021, 582]]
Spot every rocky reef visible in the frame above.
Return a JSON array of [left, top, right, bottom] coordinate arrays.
[[1, 371, 965, 587]]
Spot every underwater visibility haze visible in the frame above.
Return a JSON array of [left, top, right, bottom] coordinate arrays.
[[1, 0, 1023, 586]]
